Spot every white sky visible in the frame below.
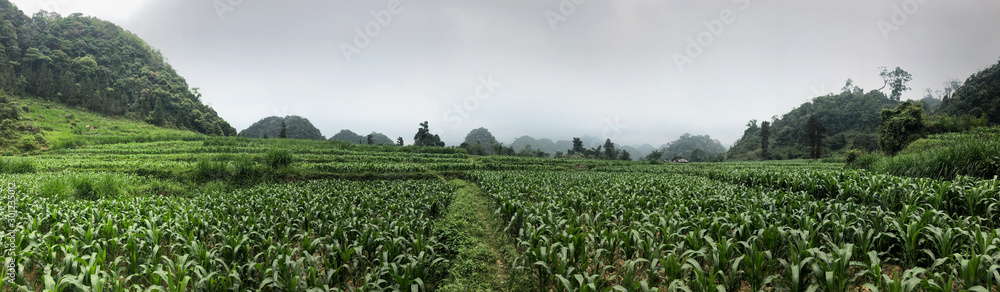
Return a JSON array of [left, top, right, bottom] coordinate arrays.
[[8, 0, 1000, 147]]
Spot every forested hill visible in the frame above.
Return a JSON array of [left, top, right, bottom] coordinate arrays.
[[727, 89, 897, 160], [239, 116, 324, 140], [0, 1, 235, 135], [937, 59, 1000, 123]]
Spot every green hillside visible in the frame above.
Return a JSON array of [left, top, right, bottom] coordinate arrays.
[[728, 89, 896, 160], [1, 93, 202, 154], [239, 115, 325, 140], [937, 59, 1000, 123], [0, 1, 234, 135]]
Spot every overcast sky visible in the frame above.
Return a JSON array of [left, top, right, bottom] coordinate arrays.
[[9, 0, 1000, 147]]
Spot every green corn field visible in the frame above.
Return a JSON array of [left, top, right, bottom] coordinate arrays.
[[0, 137, 998, 291]]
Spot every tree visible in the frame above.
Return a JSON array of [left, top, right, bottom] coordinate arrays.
[[618, 149, 631, 161], [413, 121, 444, 147], [570, 137, 585, 155], [805, 115, 826, 159], [603, 139, 616, 160], [690, 148, 706, 162], [877, 101, 925, 155], [366, 134, 373, 145], [645, 150, 663, 161], [397, 137, 404, 146], [760, 121, 771, 160], [279, 120, 287, 138], [878, 66, 913, 101]]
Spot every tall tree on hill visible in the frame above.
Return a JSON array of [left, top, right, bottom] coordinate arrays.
[[413, 121, 445, 147], [366, 134, 374, 145], [806, 115, 826, 159], [571, 137, 585, 155], [603, 139, 617, 160], [279, 121, 287, 138], [760, 121, 771, 160], [879, 66, 913, 102], [397, 137, 404, 146]]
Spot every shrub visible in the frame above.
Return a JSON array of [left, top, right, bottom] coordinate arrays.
[[72, 176, 98, 200], [40, 177, 73, 200], [95, 175, 124, 198], [847, 152, 882, 170], [230, 158, 262, 186], [844, 149, 865, 165], [263, 149, 294, 169]]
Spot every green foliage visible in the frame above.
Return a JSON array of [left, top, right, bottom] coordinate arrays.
[[898, 138, 948, 155], [868, 127, 1000, 179], [878, 101, 926, 155], [0, 8, 235, 135], [414, 121, 445, 147], [844, 148, 865, 165], [938, 59, 1000, 124], [879, 66, 913, 101], [239, 116, 324, 140], [729, 87, 896, 160], [463, 127, 498, 154], [806, 115, 827, 159], [851, 133, 880, 152], [661, 133, 727, 161], [761, 121, 771, 159], [924, 113, 988, 134], [263, 149, 294, 169], [329, 129, 363, 143], [0, 156, 36, 173]]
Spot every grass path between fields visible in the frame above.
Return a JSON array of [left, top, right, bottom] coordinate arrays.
[[436, 179, 531, 292]]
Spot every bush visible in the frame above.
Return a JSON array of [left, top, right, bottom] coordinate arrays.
[[847, 152, 882, 170], [263, 149, 294, 169], [95, 175, 124, 198], [71, 176, 98, 200], [230, 158, 262, 186], [40, 177, 73, 200], [844, 149, 865, 165]]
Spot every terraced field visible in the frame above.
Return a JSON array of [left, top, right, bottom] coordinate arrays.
[[0, 137, 998, 291]]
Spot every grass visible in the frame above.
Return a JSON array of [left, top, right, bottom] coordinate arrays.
[[19, 95, 205, 150], [849, 127, 1000, 179], [0, 156, 37, 173], [434, 179, 532, 292]]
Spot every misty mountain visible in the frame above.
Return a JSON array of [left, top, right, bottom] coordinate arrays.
[[0, 1, 235, 135], [239, 116, 324, 140], [503, 135, 652, 160], [655, 133, 728, 161], [329, 129, 394, 145]]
